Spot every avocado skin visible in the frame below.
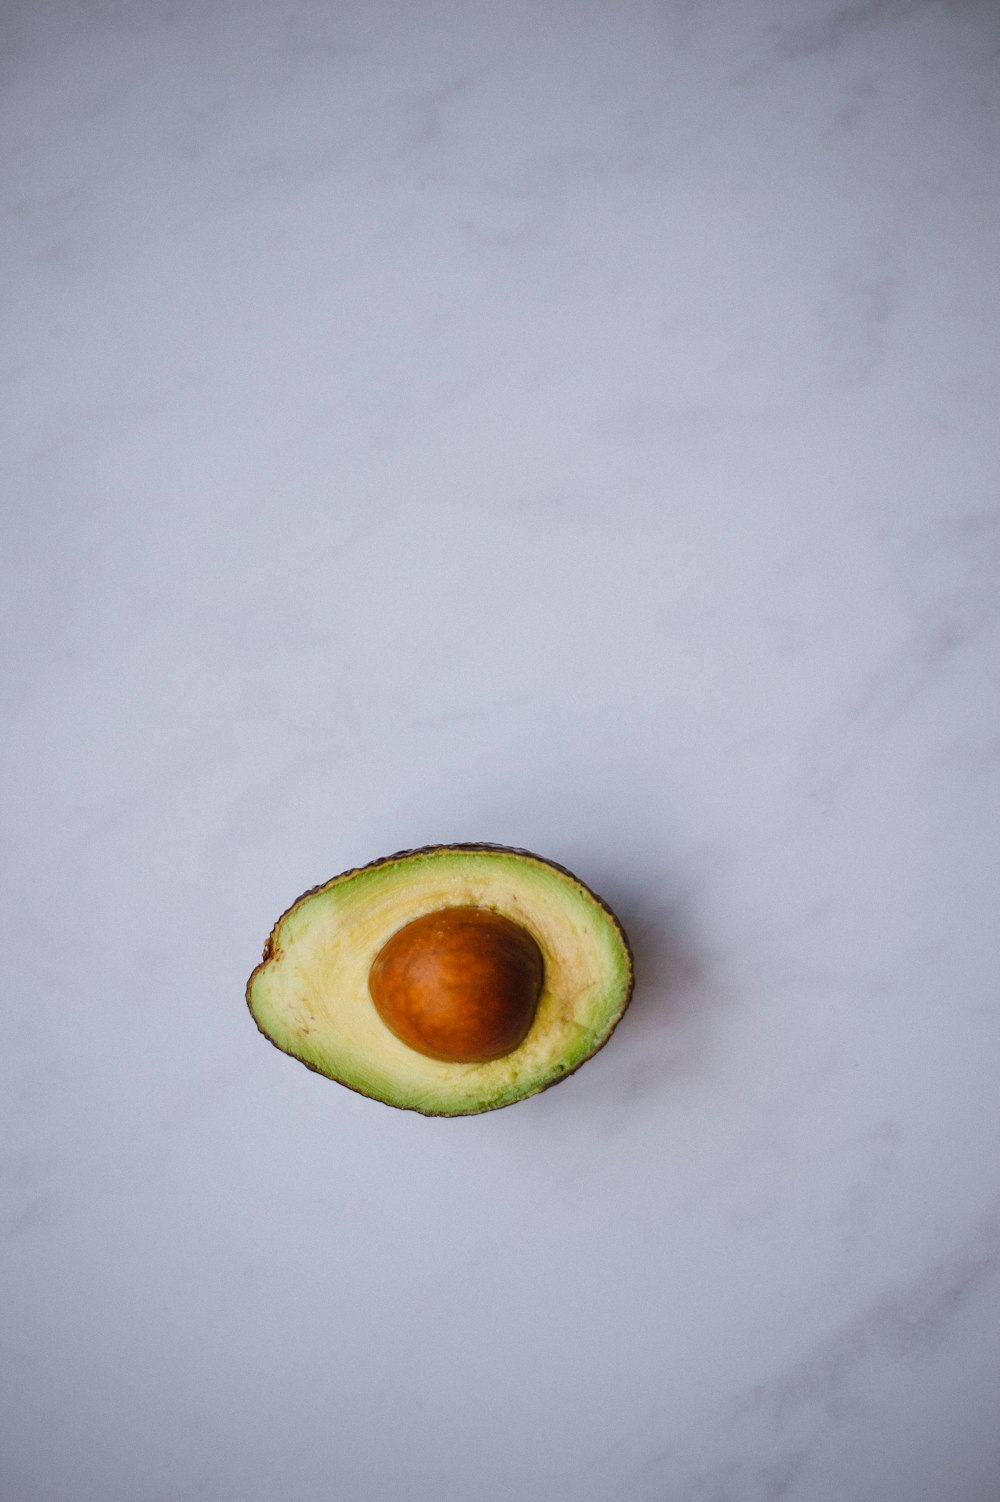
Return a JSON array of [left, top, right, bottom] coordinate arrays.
[[246, 843, 635, 1117]]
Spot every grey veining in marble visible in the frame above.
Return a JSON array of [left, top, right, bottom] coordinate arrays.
[[3, 2, 1000, 1499]]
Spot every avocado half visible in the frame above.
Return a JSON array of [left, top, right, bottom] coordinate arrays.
[[247, 844, 634, 1116]]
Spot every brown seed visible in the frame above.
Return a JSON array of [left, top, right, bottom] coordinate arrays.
[[368, 907, 544, 1063]]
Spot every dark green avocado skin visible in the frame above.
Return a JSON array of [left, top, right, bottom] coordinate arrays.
[[246, 843, 635, 1117]]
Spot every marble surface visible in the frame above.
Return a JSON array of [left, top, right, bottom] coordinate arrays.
[[4, 2, 1000, 1498]]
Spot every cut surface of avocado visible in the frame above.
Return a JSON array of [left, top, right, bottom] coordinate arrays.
[[247, 844, 634, 1116]]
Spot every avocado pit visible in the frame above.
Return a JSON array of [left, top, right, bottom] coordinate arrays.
[[368, 906, 544, 1063]]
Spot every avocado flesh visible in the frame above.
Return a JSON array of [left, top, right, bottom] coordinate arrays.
[[247, 845, 633, 1116]]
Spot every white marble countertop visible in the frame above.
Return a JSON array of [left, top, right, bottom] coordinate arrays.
[[4, 3, 1000, 1499]]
